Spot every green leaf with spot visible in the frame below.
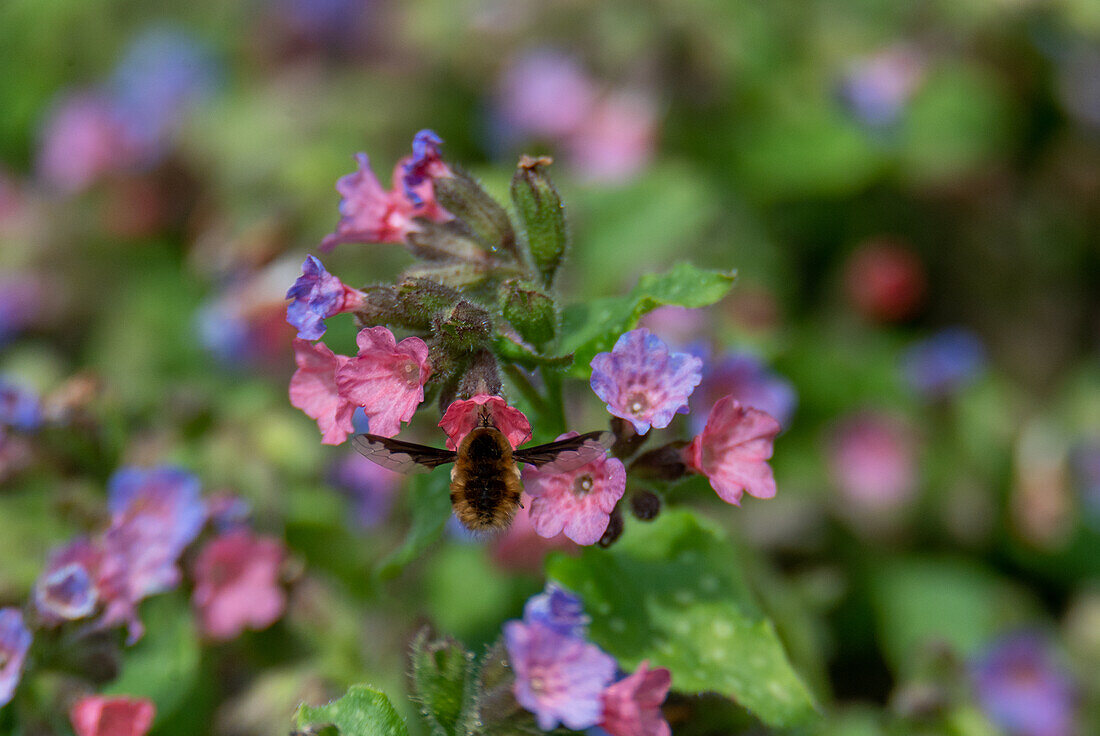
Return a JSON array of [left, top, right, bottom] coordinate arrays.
[[296, 684, 409, 736], [559, 263, 736, 376], [376, 473, 452, 580], [547, 510, 817, 728]]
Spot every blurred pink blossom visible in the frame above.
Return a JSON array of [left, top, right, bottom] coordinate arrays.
[[192, 530, 286, 641]]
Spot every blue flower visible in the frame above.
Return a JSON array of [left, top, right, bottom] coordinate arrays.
[[285, 255, 362, 340], [402, 129, 445, 206], [0, 608, 31, 707], [523, 582, 589, 638], [901, 328, 986, 399], [0, 379, 42, 431]]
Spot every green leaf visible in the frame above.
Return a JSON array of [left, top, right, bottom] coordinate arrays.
[[493, 332, 572, 371], [296, 684, 409, 736], [559, 263, 736, 376], [104, 594, 201, 719], [547, 510, 817, 728], [375, 472, 452, 580], [867, 556, 1039, 675], [409, 629, 482, 736]]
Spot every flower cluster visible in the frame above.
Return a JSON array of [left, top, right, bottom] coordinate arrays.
[[504, 584, 672, 735], [6, 465, 289, 709], [285, 134, 785, 556]]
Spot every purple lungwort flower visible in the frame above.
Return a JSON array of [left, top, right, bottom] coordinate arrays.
[[402, 129, 447, 206], [693, 352, 797, 433], [36, 91, 134, 193], [971, 632, 1076, 736], [522, 583, 589, 638], [590, 328, 703, 435], [901, 327, 987, 400], [0, 608, 32, 707], [504, 618, 616, 731], [35, 539, 103, 622], [285, 255, 366, 340], [99, 466, 206, 642], [0, 379, 42, 431]]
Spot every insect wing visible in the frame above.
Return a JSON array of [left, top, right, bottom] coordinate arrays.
[[514, 430, 614, 474], [351, 434, 456, 474]]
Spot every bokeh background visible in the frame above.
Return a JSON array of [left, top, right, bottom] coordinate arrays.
[[2, 0, 1100, 734]]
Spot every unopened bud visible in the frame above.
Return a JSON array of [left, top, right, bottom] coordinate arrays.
[[432, 300, 493, 356], [500, 280, 557, 348], [610, 417, 648, 459], [629, 442, 689, 481], [630, 490, 661, 521], [511, 156, 567, 288], [432, 169, 518, 257], [598, 505, 625, 548], [457, 350, 503, 399]]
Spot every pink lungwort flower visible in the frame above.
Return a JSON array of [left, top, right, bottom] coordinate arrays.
[[289, 339, 355, 445], [504, 618, 616, 731], [335, 326, 431, 438], [600, 661, 673, 736], [590, 328, 703, 435], [320, 132, 450, 251], [285, 255, 366, 340], [565, 90, 657, 184], [192, 530, 286, 641], [70, 696, 155, 736], [37, 92, 136, 194], [524, 432, 626, 545], [0, 608, 31, 707], [438, 394, 532, 450], [827, 411, 917, 511], [683, 396, 780, 506]]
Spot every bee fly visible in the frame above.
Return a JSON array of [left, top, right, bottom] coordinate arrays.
[[351, 414, 612, 533]]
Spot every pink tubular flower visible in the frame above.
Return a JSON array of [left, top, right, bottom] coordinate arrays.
[[590, 329, 703, 435], [289, 339, 355, 445], [504, 619, 617, 731], [192, 530, 286, 641], [524, 433, 626, 545], [335, 326, 431, 438], [70, 696, 155, 736], [683, 396, 781, 506], [320, 132, 450, 251], [438, 394, 532, 450], [600, 661, 673, 736]]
